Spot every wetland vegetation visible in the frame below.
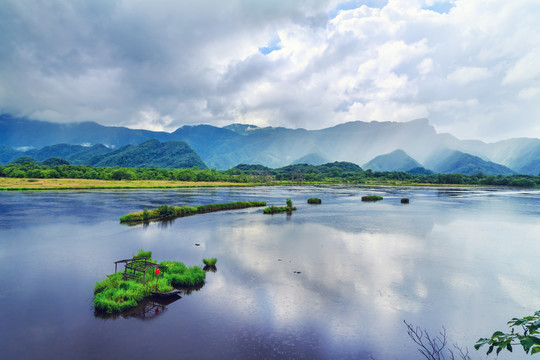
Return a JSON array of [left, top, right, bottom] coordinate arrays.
[[307, 197, 322, 204], [361, 195, 383, 202], [263, 198, 297, 214], [120, 201, 266, 224], [94, 250, 206, 314]]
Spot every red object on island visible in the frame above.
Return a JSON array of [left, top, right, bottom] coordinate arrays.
[[155, 268, 160, 275]]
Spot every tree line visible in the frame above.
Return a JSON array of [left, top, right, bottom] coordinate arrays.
[[0, 161, 538, 187]]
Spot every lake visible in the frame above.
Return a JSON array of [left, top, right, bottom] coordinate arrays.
[[0, 186, 539, 359]]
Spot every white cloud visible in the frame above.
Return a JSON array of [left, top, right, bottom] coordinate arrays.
[[0, 0, 539, 141], [447, 67, 491, 85], [518, 87, 540, 100], [502, 50, 540, 85]]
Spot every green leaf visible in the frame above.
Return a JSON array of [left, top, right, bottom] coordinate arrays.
[[521, 337, 535, 353], [487, 345, 494, 355], [506, 343, 512, 352], [532, 346, 540, 355]]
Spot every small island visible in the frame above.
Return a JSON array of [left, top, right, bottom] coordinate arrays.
[[401, 198, 410, 204], [361, 195, 383, 202], [307, 198, 322, 204], [120, 200, 266, 224], [94, 250, 209, 314], [263, 198, 297, 214]]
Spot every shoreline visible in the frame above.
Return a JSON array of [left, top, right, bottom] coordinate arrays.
[[0, 177, 534, 191]]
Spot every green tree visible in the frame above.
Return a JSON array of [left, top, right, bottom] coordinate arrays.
[[111, 168, 134, 180]]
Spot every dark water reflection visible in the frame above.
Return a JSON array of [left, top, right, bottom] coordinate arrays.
[[0, 186, 539, 359]]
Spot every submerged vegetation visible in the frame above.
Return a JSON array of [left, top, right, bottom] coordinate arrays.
[[1, 161, 539, 190], [307, 197, 322, 204], [120, 201, 266, 223], [94, 250, 205, 314], [362, 195, 383, 202], [263, 198, 297, 214]]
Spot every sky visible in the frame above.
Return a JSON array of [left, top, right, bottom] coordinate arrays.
[[0, 0, 539, 142]]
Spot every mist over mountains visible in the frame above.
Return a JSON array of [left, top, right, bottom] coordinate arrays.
[[1, 114, 539, 175]]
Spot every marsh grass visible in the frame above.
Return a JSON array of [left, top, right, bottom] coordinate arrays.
[[361, 195, 383, 202], [307, 198, 322, 204], [93, 253, 205, 314], [120, 201, 267, 223], [401, 198, 410, 204]]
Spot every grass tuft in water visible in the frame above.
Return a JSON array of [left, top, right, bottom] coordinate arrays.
[[361, 195, 383, 202], [203, 258, 217, 266], [307, 198, 322, 204]]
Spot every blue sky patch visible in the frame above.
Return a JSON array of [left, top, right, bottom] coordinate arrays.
[[259, 36, 282, 55], [423, 1, 455, 14]]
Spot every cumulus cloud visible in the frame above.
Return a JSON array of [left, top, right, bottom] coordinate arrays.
[[0, 0, 538, 140]]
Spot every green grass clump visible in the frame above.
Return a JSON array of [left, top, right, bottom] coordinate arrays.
[[307, 198, 322, 204], [361, 195, 383, 202], [93, 274, 149, 313], [401, 198, 410, 204], [120, 201, 267, 223], [134, 250, 152, 259], [161, 261, 206, 287], [203, 258, 217, 266]]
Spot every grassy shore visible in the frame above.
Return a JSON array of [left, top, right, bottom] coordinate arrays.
[[0, 177, 495, 191], [0, 177, 251, 190]]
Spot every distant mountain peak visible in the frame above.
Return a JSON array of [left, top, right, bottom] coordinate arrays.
[[363, 149, 423, 172]]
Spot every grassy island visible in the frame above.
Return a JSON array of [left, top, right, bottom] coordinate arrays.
[[307, 198, 322, 204], [263, 198, 297, 214], [401, 198, 410, 204], [361, 195, 383, 202], [94, 250, 207, 314], [120, 200, 266, 224]]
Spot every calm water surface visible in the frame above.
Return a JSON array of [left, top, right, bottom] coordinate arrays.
[[0, 186, 539, 359]]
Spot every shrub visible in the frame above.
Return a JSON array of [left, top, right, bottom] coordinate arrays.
[[361, 195, 383, 202], [307, 198, 322, 204], [157, 204, 176, 218], [401, 198, 409, 204], [142, 208, 149, 221]]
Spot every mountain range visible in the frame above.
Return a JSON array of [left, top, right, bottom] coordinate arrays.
[[0, 114, 538, 175]]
